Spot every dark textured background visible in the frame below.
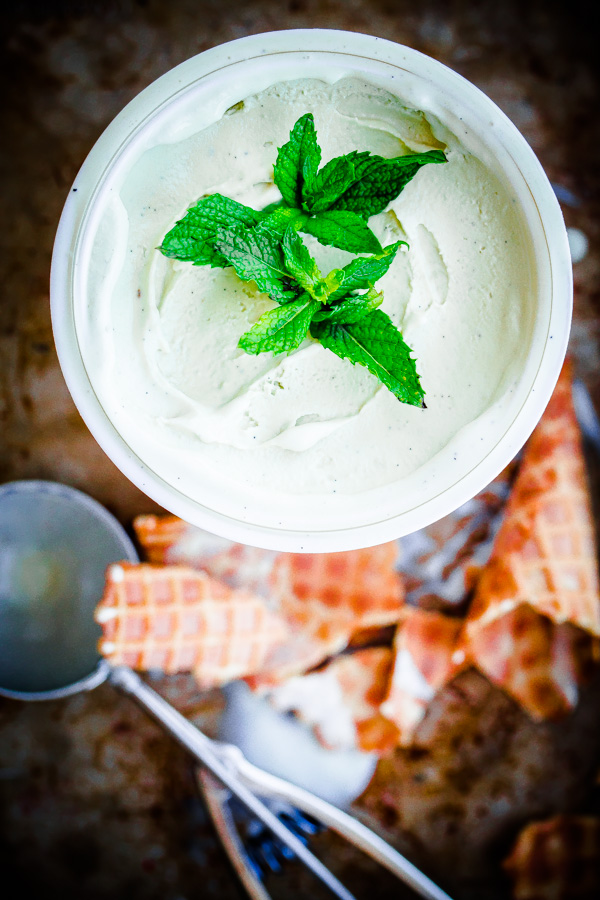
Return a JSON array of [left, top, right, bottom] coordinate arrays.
[[1, 3, 599, 898]]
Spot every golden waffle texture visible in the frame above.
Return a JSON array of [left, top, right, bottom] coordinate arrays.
[[269, 647, 399, 754], [95, 563, 288, 687], [323, 648, 400, 753], [271, 545, 404, 644], [467, 366, 600, 632], [133, 515, 190, 564], [382, 608, 463, 744], [462, 365, 600, 718], [503, 815, 600, 900], [248, 545, 405, 689], [134, 515, 276, 593], [134, 518, 405, 689]]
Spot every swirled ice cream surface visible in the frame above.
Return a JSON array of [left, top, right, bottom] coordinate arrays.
[[81, 77, 533, 500]]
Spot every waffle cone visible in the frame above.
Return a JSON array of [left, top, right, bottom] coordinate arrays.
[[462, 364, 600, 718], [95, 562, 288, 688], [326, 648, 399, 754], [270, 647, 399, 754], [244, 629, 348, 693], [133, 515, 191, 564], [467, 364, 600, 634], [133, 515, 277, 593], [132, 522, 404, 690], [381, 608, 463, 744], [246, 545, 405, 689], [271, 544, 404, 643], [503, 815, 600, 900]]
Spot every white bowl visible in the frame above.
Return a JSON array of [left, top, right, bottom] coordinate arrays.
[[51, 30, 572, 552], [0, 480, 138, 698]]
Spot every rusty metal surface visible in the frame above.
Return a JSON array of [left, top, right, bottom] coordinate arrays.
[[1, 2, 599, 898]]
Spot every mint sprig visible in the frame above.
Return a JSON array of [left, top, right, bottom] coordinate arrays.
[[158, 111, 439, 407], [324, 241, 406, 303], [301, 210, 382, 254], [302, 156, 356, 213], [326, 149, 447, 219], [312, 288, 383, 324], [256, 206, 308, 239], [273, 113, 446, 251], [281, 227, 322, 298]]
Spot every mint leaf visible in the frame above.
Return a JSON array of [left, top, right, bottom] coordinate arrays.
[[327, 149, 446, 218], [188, 193, 261, 229], [239, 295, 319, 355], [312, 288, 383, 324], [257, 207, 308, 238], [301, 210, 382, 254], [282, 228, 323, 299], [160, 194, 260, 266], [160, 220, 227, 268], [274, 114, 321, 208], [302, 156, 355, 213], [311, 309, 424, 407], [327, 242, 405, 302], [214, 227, 297, 303]]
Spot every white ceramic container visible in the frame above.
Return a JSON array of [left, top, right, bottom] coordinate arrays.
[[51, 30, 572, 551]]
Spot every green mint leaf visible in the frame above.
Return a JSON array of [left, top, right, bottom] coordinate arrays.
[[274, 114, 321, 208], [301, 210, 382, 254], [257, 206, 308, 239], [214, 226, 297, 303], [188, 193, 261, 229], [302, 156, 355, 213], [281, 227, 323, 299], [311, 309, 424, 407], [327, 149, 446, 218], [160, 221, 228, 268], [327, 241, 405, 303], [259, 201, 283, 216], [312, 288, 383, 324], [160, 194, 260, 267], [239, 295, 319, 355]]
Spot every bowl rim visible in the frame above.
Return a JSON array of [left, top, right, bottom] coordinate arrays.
[[50, 29, 572, 552]]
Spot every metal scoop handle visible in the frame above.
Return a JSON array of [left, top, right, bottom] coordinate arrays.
[[108, 666, 356, 900], [214, 742, 452, 900], [109, 666, 452, 900]]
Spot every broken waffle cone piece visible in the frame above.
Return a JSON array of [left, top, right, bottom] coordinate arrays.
[[133, 514, 191, 564], [462, 363, 600, 719], [503, 815, 600, 900], [133, 524, 405, 691], [95, 562, 288, 688], [247, 544, 405, 690], [381, 608, 464, 745], [244, 629, 348, 694], [271, 544, 404, 646], [458, 604, 599, 720], [133, 515, 277, 593], [269, 647, 399, 754]]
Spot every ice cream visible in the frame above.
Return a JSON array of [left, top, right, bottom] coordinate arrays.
[[78, 76, 535, 515]]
